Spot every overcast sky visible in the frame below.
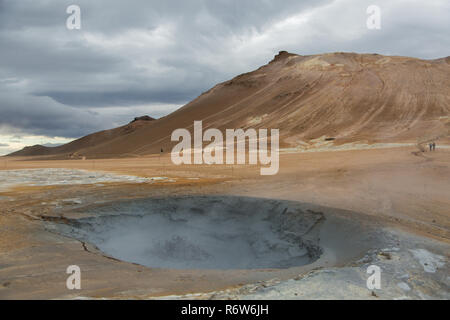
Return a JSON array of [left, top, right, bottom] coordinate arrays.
[[0, 0, 449, 155]]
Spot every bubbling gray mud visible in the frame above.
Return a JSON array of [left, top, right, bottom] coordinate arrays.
[[56, 196, 325, 270]]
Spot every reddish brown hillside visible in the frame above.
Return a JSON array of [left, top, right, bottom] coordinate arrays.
[[9, 52, 450, 158]]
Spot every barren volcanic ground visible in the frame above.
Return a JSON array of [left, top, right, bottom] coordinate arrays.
[[0, 147, 449, 299]]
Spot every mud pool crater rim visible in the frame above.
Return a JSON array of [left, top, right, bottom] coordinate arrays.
[[54, 196, 327, 270]]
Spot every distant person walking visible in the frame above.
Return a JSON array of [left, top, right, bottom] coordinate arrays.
[[429, 143, 433, 152], [432, 142, 436, 151]]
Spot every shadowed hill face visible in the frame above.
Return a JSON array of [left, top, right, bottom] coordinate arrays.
[[9, 52, 450, 158], [7, 118, 155, 158], [7, 145, 53, 157]]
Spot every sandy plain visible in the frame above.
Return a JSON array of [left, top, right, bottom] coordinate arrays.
[[0, 146, 449, 299]]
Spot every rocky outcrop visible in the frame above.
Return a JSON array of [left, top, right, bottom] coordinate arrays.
[[130, 115, 155, 123]]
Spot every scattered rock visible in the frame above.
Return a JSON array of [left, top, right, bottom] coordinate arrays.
[[397, 282, 411, 291], [378, 252, 392, 260], [130, 115, 155, 123], [409, 249, 445, 273], [61, 198, 83, 205]]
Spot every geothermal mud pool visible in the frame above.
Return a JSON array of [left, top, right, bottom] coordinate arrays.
[[2, 170, 447, 298], [43, 194, 450, 299], [52, 196, 379, 272], [54, 197, 329, 270]]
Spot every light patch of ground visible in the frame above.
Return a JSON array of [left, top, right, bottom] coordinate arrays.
[[0, 168, 173, 192], [301, 57, 331, 68], [281, 137, 420, 153], [409, 249, 446, 273], [154, 231, 449, 300], [247, 114, 268, 126], [375, 57, 392, 65]]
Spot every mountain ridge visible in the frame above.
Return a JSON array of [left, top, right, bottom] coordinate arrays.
[[7, 51, 450, 158]]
